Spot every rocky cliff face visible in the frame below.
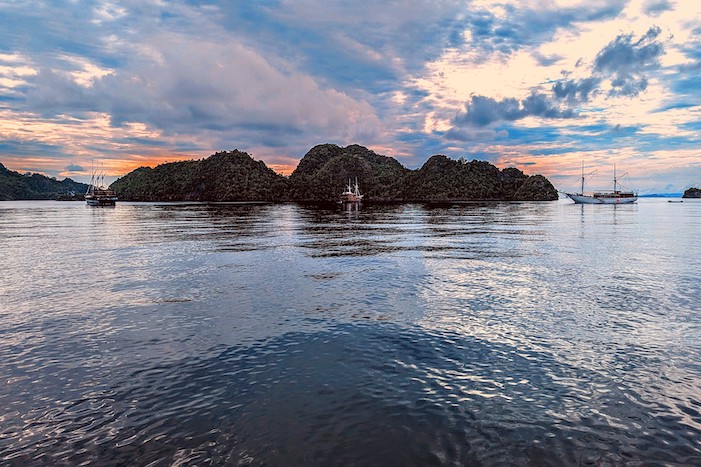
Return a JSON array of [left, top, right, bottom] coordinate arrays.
[[682, 187, 701, 198]]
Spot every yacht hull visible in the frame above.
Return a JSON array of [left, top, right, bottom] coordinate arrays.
[[566, 193, 637, 204], [86, 195, 118, 206]]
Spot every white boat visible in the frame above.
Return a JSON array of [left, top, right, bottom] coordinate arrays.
[[85, 163, 118, 206], [565, 164, 637, 204], [340, 178, 364, 203]]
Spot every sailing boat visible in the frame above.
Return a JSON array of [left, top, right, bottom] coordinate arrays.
[[85, 162, 118, 206], [340, 178, 364, 203], [565, 163, 637, 204]]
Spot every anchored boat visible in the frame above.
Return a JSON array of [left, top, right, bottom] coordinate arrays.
[[340, 178, 364, 204], [565, 164, 637, 204], [85, 163, 118, 206]]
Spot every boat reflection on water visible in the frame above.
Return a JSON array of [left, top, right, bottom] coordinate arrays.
[[341, 201, 361, 212]]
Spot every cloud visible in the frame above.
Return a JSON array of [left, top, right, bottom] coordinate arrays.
[[531, 51, 564, 67], [213, 0, 472, 93], [449, 26, 667, 133], [64, 164, 84, 172], [643, 0, 673, 16], [551, 26, 667, 103], [552, 77, 601, 103], [593, 26, 664, 97], [23, 31, 382, 149], [453, 93, 575, 128], [460, 1, 627, 61], [444, 127, 507, 142]]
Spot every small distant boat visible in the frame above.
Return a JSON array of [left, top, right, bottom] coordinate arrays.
[[85, 163, 118, 206], [668, 200, 684, 203], [565, 163, 637, 204], [340, 178, 364, 204]]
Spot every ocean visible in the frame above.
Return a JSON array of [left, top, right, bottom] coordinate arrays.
[[1, 199, 699, 465]]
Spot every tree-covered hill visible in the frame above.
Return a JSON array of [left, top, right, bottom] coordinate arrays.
[[110, 150, 289, 202], [289, 146, 557, 202], [288, 144, 409, 202], [397, 156, 558, 201], [108, 144, 558, 202], [0, 163, 89, 200]]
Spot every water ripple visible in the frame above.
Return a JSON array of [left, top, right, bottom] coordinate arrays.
[[2, 323, 699, 465], [1, 200, 700, 465]]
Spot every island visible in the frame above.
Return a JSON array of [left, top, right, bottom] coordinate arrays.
[[110, 144, 558, 203], [682, 187, 701, 198], [0, 163, 88, 201]]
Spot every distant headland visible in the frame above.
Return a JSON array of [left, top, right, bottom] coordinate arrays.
[[110, 144, 558, 203], [682, 187, 701, 198], [0, 163, 88, 201]]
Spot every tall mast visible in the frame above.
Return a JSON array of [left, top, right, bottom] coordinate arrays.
[[581, 161, 585, 195], [613, 163, 617, 193]]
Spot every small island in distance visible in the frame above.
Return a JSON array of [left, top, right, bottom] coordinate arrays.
[[110, 143, 559, 203], [682, 187, 701, 198]]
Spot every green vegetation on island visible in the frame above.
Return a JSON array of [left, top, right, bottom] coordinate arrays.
[[288, 144, 409, 202], [682, 187, 701, 198], [110, 150, 289, 202], [0, 163, 89, 200], [111, 144, 557, 202], [1, 144, 559, 202], [288, 144, 557, 202], [397, 154, 556, 202]]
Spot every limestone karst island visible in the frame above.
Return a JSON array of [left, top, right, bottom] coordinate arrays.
[[108, 144, 559, 203]]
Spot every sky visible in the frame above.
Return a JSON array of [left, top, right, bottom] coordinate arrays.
[[1, 0, 700, 193]]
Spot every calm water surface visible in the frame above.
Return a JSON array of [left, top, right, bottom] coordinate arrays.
[[0, 199, 699, 465]]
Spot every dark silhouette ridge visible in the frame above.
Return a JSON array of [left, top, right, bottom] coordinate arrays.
[[106, 144, 558, 202]]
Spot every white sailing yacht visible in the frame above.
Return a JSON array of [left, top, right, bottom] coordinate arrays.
[[340, 178, 364, 203], [565, 163, 637, 204]]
